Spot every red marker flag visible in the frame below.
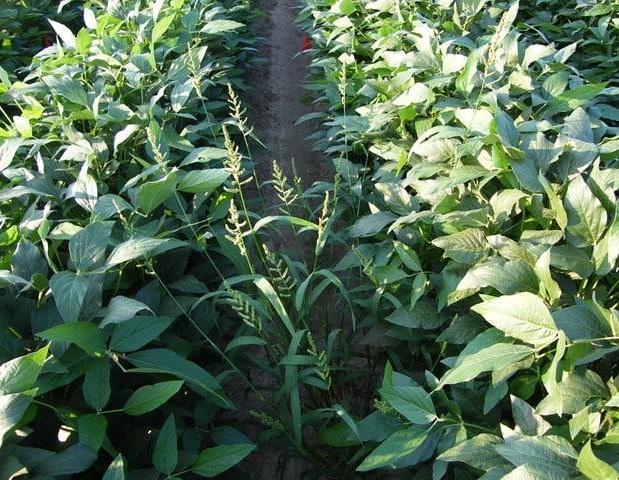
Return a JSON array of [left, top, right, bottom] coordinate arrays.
[[301, 35, 313, 52]]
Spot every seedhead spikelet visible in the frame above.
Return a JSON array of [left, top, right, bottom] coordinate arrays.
[[146, 125, 166, 164], [227, 84, 252, 136], [227, 288, 262, 333], [272, 160, 298, 212], [225, 200, 248, 258], [263, 244, 295, 298], [222, 126, 251, 193], [307, 331, 331, 389]]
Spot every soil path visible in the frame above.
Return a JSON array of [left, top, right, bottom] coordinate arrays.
[[230, 1, 329, 478], [246, 0, 328, 225]]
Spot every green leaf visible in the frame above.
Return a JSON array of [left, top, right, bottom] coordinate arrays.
[[126, 349, 230, 407], [577, 440, 619, 480], [123, 380, 183, 416], [102, 454, 125, 480], [349, 212, 397, 238], [552, 304, 613, 341], [438, 434, 505, 471], [471, 293, 558, 347], [38, 322, 106, 357], [110, 316, 173, 352], [43, 75, 88, 107], [379, 386, 436, 425], [178, 169, 230, 194], [48, 19, 76, 48], [202, 19, 245, 34], [356, 427, 429, 472], [432, 229, 489, 263], [153, 414, 177, 475], [100, 296, 153, 327], [78, 414, 107, 451], [191, 444, 255, 477], [0, 393, 32, 444], [82, 358, 110, 410], [454, 259, 538, 302], [138, 173, 179, 214], [510, 395, 550, 436], [438, 329, 534, 387], [496, 435, 578, 475], [35, 444, 97, 476], [171, 80, 193, 112], [0, 345, 48, 395], [152, 14, 176, 43], [49, 271, 90, 323], [564, 175, 607, 246], [69, 222, 113, 271], [105, 238, 185, 268]]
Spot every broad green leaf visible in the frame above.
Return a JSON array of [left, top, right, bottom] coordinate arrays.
[[438, 329, 534, 387], [100, 296, 153, 327], [78, 414, 107, 451], [349, 212, 397, 238], [552, 304, 613, 341], [171, 80, 193, 112], [102, 454, 125, 480], [577, 441, 618, 480], [38, 322, 106, 357], [432, 229, 489, 263], [49, 271, 90, 323], [0, 138, 24, 172], [511, 395, 550, 436], [0, 393, 31, 445], [48, 19, 76, 48], [178, 169, 229, 194], [564, 175, 607, 246], [496, 435, 578, 475], [379, 386, 436, 425], [43, 75, 88, 107], [110, 316, 173, 352], [152, 14, 176, 43], [69, 222, 113, 271], [138, 173, 179, 214], [191, 444, 255, 477], [438, 434, 505, 471], [0, 345, 48, 395], [126, 349, 230, 407], [153, 414, 177, 475], [471, 293, 558, 346], [82, 358, 110, 410], [35, 444, 97, 476], [356, 427, 429, 472], [537, 369, 608, 415], [105, 238, 185, 268], [202, 20, 245, 34], [123, 380, 183, 416], [454, 259, 538, 302]]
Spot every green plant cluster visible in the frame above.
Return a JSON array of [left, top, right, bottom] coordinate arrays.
[[295, 0, 619, 477], [0, 0, 260, 477], [0, 1, 81, 74]]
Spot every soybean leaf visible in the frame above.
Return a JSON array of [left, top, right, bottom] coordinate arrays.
[[49, 271, 90, 323], [379, 386, 436, 425], [190, 444, 255, 477], [356, 427, 430, 472], [471, 293, 558, 347], [123, 380, 183, 416], [110, 316, 173, 352], [153, 414, 177, 475], [38, 322, 106, 357]]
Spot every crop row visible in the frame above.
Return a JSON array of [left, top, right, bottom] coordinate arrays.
[[299, 0, 619, 477], [0, 0, 259, 477]]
